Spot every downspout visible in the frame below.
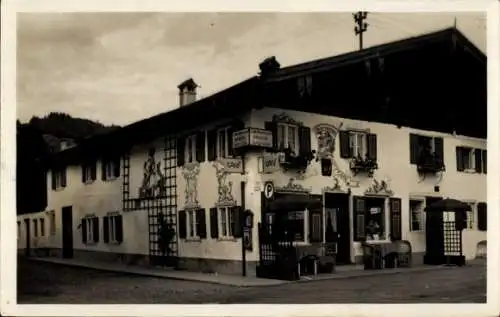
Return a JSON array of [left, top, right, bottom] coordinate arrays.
[[240, 155, 246, 277]]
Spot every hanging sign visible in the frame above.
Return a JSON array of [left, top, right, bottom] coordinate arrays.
[[263, 181, 275, 200]]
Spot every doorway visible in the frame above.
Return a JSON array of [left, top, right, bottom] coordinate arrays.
[[24, 219, 31, 257], [61, 206, 73, 259], [324, 192, 351, 264]]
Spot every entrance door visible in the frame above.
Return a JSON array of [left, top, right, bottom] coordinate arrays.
[[61, 206, 74, 258], [324, 192, 351, 264], [24, 219, 31, 257]]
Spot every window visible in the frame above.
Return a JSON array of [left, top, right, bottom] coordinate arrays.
[[102, 157, 120, 181], [49, 211, 56, 235], [456, 147, 486, 173], [287, 210, 306, 242], [81, 216, 99, 244], [277, 123, 299, 154], [52, 168, 67, 190], [466, 202, 475, 230], [82, 161, 96, 183], [349, 131, 367, 158], [39, 218, 45, 236], [104, 214, 123, 244], [218, 207, 234, 237], [409, 199, 424, 231], [459, 147, 474, 171], [187, 209, 199, 238], [409, 134, 444, 165], [364, 198, 386, 241], [216, 127, 232, 159], [185, 135, 197, 164], [17, 221, 21, 239], [33, 219, 38, 237]]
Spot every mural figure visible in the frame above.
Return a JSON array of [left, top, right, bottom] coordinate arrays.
[[182, 162, 201, 208], [313, 122, 359, 188], [139, 148, 167, 198], [213, 161, 235, 205], [365, 177, 394, 196]]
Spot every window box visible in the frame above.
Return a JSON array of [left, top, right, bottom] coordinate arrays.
[[416, 151, 445, 174], [349, 154, 378, 177], [280, 147, 316, 170]]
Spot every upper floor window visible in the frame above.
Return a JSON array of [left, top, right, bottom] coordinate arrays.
[[216, 127, 232, 159], [339, 130, 378, 161], [102, 157, 121, 181], [178, 131, 205, 166], [456, 147, 486, 174], [185, 135, 197, 163], [81, 161, 97, 184], [51, 167, 67, 190], [207, 122, 243, 162], [409, 134, 444, 165], [277, 123, 299, 154]]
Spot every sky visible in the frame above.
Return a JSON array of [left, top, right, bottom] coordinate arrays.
[[17, 12, 486, 126]]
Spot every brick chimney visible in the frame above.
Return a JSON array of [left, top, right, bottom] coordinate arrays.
[[178, 78, 198, 107]]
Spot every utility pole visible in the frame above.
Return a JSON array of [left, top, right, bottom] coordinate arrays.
[[353, 12, 369, 50]]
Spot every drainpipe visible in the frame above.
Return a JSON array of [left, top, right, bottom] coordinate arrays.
[[240, 153, 247, 277]]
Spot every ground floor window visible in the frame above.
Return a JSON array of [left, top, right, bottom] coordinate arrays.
[[187, 209, 199, 238], [81, 216, 99, 244], [409, 199, 425, 231], [49, 211, 56, 236], [287, 210, 306, 242], [466, 202, 475, 229], [33, 219, 38, 237], [104, 214, 123, 243], [39, 218, 45, 236], [364, 198, 386, 241]]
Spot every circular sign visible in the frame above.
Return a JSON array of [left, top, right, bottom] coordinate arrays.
[[263, 181, 275, 200]]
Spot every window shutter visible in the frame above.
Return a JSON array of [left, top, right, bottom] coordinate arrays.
[[229, 120, 245, 157], [91, 161, 97, 180], [81, 164, 86, 183], [207, 129, 217, 161], [210, 207, 219, 238], [113, 157, 121, 177], [103, 216, 110, 243], [477, 202, 487, 231], [308, 210, 323, 243], [115, 215, 123, 243], [339, 131, 351, 158], [456, 147, 464, 171], [101, 159, 107, 180], [433, 137, 444, 162], [298, 126, 312, 156], [177, 138, 185, 167], [232, 206, 243, 238], [482, 150, 487, 174], [51, 170, 57, 190], [409, 134, 420, 164], [178, 210, 187, 239], [81, 218, 87, 244], [389, 198, 402, 241], [195, 131, 206, 162], [264, 121, 278, 151], [366, 133, 378, 161], [353, 196, 366, 241], [61, 167, 67, 187], [196, 209, 207, 239], [92, 217, 100, 242], [474, 149, 482, 173]]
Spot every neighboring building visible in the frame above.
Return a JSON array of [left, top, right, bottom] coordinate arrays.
[[17, 27, 487, 277]]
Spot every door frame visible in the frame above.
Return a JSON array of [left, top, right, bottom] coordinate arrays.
[[322, 189, 352, 264], [61, 206, 74, 259]]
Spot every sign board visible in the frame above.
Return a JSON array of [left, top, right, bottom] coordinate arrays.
[[220, 158, 244, 173], [263, 181, 275, 200], [262, 153, 281, 173], [233, 128, 273, 149]]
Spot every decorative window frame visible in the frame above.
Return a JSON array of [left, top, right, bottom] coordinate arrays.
[[409, 196, 426, 232]]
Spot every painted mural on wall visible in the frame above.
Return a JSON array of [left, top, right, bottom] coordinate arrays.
[[313, 123, 359, 190], [365, 177, 394, 196], [182, 162, 201, 209], [138, 148, 167, 198], [213, 160, 236, 206]]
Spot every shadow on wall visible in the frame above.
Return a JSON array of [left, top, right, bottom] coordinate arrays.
[[476, 240, 486, 259]]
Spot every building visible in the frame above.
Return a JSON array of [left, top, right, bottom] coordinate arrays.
[[17, 27, 487, 277]]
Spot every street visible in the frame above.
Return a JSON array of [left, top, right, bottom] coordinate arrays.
[[17, 258, 486, 304]]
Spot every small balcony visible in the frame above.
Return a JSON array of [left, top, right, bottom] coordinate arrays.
[[416, 152, 445, 174], [349, 154, 378, 177]]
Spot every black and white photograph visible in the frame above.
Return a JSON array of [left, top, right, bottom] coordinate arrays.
[[2, 1, 499, 316]]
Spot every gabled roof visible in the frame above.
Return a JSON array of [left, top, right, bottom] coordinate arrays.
[[264, 27, 485, 82], [45, 27, 485, 166]]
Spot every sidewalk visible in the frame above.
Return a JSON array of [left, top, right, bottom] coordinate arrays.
[[27, 256, 481, 287]]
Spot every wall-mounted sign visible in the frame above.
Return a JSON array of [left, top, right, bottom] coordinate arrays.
[[233, 128, 273, 150], [219, 158, 244, 174], [262, 153, 281, 173], [263, 181, 275, 200]]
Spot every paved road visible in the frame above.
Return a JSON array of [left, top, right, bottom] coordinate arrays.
[[17, 258, 486, 304]]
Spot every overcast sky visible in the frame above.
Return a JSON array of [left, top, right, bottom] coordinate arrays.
[[17, 12, 486, 126]]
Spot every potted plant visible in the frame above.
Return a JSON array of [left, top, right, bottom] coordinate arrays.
[[281, 146, 316, 170], [350, 153, 378, 176]]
